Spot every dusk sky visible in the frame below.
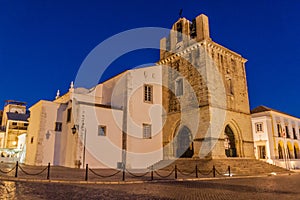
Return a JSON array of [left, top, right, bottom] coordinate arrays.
[[0, 1, 299, 117]]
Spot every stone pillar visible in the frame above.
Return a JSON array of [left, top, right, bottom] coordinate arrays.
[[160, 37, 167, 59]]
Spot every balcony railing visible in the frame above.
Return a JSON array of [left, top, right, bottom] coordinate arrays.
[[10, 126, 28, 130]]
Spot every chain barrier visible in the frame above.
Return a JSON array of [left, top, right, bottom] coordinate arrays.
[[154, 168, 175, 179], [0, 166, 16, 174], [198, 169, 213, 176], [18, 165, 48, 176], [88, 168, 121, 178], [125, 169, 149, 178], [0, 163, 231, 180], [215, 168, 228, 176], [177, 168, 196, 176]]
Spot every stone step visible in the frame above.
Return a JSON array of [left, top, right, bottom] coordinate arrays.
[[152, 158, 291, 176]]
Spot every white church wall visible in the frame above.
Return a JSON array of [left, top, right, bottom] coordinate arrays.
[[125, 66, 163, 169]]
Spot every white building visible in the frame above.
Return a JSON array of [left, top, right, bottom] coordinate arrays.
[[0, 100, 29, 163], [251, 106, 300, 169], [25, 66, 163, 169]]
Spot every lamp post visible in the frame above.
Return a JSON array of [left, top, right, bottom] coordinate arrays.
[[72, 125, 87, 168], [83, 128, 87, 168]]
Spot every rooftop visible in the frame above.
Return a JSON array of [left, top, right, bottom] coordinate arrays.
[[251, 105, 299, 119], [4, 100, 27, 106]]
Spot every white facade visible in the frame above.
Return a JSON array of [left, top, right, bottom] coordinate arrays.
[[25, 66, 163, 169], [251, 106, 300, 169]]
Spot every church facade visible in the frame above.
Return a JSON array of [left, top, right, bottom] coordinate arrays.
[[25, 13, 255, 169]]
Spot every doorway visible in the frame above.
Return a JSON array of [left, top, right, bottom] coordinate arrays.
[[175, 126, 194, 158], [258, 146, 266, 159], [224, 125, 237, 157]]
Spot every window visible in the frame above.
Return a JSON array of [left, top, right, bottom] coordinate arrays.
[[24, 123, 29, 127], [255, 123, 263, 133], [67, 108, 72, 123], [55, 122, 62, 132], [176, 22, 183, 42], [143, 124, 152, 139], [285, 126, 290, 138], [30, 137, 34, 144], [190, 19, 197, 39], [175, 78, 183, 96], [277, 124, 282, 137], [12, 122, 17, 126], [293, 127, 297, 139], [144, 85, 153, 103], [98, 125, 106, 136]]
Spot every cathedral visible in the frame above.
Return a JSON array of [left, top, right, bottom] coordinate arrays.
[[23, 13, 255, 169]]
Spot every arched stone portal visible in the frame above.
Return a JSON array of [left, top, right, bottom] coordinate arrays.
[[224, 125, 237, 157], [174, 126, 194, 158], [294, 143, 299, 159]]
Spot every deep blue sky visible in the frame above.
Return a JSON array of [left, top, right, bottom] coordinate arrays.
[[0, 0, 299, 116]]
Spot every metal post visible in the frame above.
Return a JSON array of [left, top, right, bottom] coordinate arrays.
[[85, 164, 88, 181], [47, 163, 50, 180], [151, 165, 154, 181], [121, 76, 128, 178], [83, 128, 87, 168], [15, 161, 18, 178], [175, 165, 177, 179], [213, 165, 216, 177], [122, 165, 125, 181], [228, 166, 231, 177], [195, 165, 198, 178]]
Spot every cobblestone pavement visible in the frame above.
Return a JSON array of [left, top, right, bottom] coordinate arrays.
[[0, 173, 299, 200]]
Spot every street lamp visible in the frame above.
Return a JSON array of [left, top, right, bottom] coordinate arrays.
[[71, 125, 87, 168]]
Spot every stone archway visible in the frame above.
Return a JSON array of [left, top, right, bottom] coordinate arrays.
[[287, 142, 294, 159], [278, 141, 284, 159], [224, 125, 237, 157], [294, 142, 299, 159], [174, 126, 194, 158]]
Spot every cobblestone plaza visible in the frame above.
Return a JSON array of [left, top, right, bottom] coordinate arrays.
[[1, 173, 299, 199]]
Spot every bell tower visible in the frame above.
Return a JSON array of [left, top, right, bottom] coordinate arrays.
[[158, 14, 254, 159]]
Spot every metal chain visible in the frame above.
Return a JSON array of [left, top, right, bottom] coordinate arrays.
[[154, 168, 175, 178], [215, 168, 227, 176], [18, 165, 48, 176], [89, 168, 121, 178], [0, 166, 16, 174], [177, 168, 196, 176], [125, 169, 149, 178], [198, 169, 212, 176]]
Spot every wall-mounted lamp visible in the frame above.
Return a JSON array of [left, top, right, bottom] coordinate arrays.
[[71, 125, 77, 135]]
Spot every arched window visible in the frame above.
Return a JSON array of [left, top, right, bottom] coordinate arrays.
[[287, 142, 293, 159], [294, 144, 299, 159], [278, 143, 283, 159]]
